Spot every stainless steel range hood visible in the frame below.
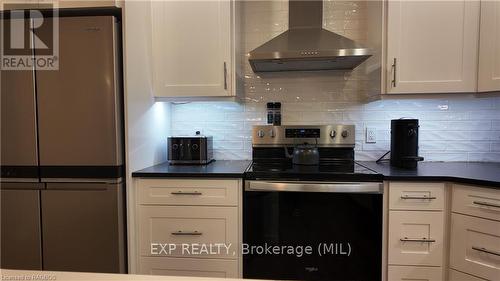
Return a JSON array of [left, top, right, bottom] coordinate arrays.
[[248, 0, 372, 72]]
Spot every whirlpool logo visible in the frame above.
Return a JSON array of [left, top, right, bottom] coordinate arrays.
[[1, 3, 59, 70]]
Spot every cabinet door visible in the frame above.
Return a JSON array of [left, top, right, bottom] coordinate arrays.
[[151, 0, 232, 97], [449, 269, 489, 281], [452, 184, 500, 222], [389, 182, 445, 211], [386, 0, 480, 94], [450, 213, 500, 281], [478, 0, 500, 92], [139, 257, 238, 278], [388, 211, 444, 266], [388, 266, 443, 281], [138, 205, 238, 259], [137, 178, 239, 206]]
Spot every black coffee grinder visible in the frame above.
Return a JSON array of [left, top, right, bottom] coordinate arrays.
[[389, 119, 424, 169]]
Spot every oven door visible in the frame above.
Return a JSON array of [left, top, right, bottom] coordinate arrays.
[[243, 181, 383, 281]]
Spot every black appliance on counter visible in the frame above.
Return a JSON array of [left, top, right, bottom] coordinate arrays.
[[244, 125, 383, 281], [390, 119, 424, 169], [167, 133, 214, 165]]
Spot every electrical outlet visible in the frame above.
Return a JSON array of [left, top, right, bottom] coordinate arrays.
[[366, 127, 376, 143]]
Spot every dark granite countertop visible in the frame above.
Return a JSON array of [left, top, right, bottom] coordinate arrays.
[[359, 161, 500, 188], [132, 160, 500, 188], [132, 160, 251, 178]]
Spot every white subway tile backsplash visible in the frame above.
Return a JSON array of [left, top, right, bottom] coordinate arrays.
[[491, 143, 500, 152], [170, 97, 500, 162], [421, 153, 468, 162], [468, 153, 500, 162]]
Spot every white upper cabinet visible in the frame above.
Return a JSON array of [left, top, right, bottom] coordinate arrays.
[[150, 0, 233, 98], [386, 0, 480, 94], [478, 0, 500, 92]]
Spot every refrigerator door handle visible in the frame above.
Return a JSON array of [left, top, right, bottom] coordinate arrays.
[[41, 178, 123, 185]]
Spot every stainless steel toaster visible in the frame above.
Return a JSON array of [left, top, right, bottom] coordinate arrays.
[[167, 135, 214, 165]]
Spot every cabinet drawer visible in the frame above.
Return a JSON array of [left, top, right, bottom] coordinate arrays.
[[388, 211, 444, 266], [388, 265, 443, 281], [450, 213, 500, 281], [138, 257, 238, 278], [138, 206, 238, 258], [452, 185, 500, 222], [137, 179, 239, 206], [389, 182, 445, 211], [449, 269, 488, 281]]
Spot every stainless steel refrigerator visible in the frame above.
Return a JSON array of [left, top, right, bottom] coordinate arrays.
[[1, 14, 126, 273]]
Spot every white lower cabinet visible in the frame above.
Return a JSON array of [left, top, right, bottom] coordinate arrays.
[[386, 182, 447, 281], [450, 213, 500, 281], [388, 265, 443, 281], [138, 205, 238, 258], [135, 178, 242, 278], [139, 257, 238, 278]]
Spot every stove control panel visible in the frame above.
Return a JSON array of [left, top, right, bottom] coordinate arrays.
[[252, 125, 355, 147], [285, 128, 320, 138]]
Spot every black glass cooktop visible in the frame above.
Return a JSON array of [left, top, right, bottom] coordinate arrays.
[[245, 161, 382, 181]]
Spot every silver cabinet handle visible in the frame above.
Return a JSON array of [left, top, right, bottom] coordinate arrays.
[[473, 201, 500, 209], [171, 231, 202, 236], [223, 61, 227, 90], [401, 195, 437, 200], [472, 246, 500, 257], [391, 58, 397, 88], [400, 237, 436, 243], [171, 191, 202, 195]]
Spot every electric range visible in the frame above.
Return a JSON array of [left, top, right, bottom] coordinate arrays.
[[245, 124, 381, 182], [243, 125, 383, 281]]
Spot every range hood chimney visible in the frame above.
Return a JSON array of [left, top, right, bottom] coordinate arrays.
[[248, 0, 372, 72]]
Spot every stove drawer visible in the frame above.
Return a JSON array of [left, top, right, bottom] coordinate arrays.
[[452, 184, 500, 222], [450, 213, 500, 281], [138, 205, 238, 259], [388, 211, 445, 266], [389, 182, 445, 211], [137, 179, 239, 206]]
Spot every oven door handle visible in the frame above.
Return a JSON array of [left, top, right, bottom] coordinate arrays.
[[245, 181, 383, 194]]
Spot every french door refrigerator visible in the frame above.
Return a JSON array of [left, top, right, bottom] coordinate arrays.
[[1, 15, 126, 273]]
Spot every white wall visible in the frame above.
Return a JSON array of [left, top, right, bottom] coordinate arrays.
[[123, 0, 170, 272]]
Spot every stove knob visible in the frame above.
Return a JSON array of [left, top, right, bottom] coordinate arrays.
[[172, 144, 179, 150], [257, 130, 265, 138], [192, 144, 199, 150], [269, 129, 276, 138], [329, 130, 336, 138], [341, 130, 349, 138]]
